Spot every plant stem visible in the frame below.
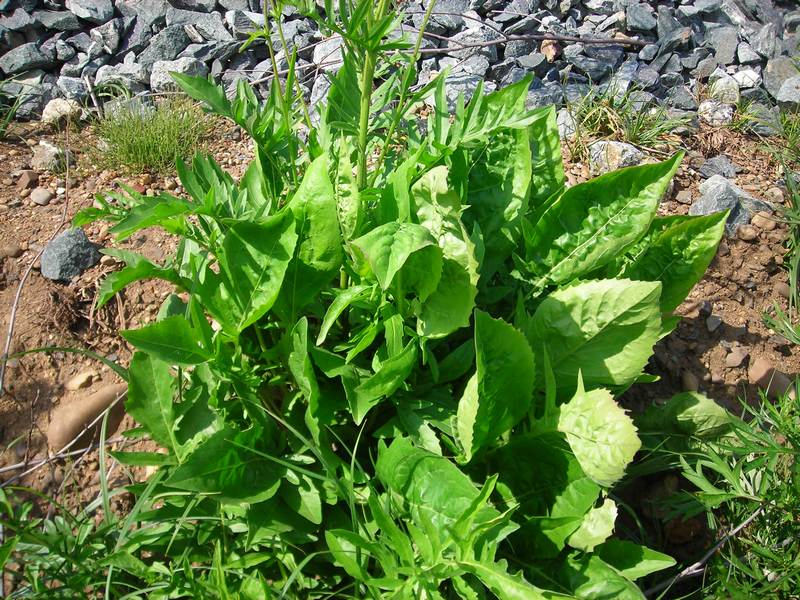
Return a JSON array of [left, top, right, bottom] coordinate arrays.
[[355, 0, 390, 190], [368, 0, 436, 188]]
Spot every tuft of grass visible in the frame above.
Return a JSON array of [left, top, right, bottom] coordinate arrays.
[[90, 95, 214, 175], [564, 85, 689, 161], [0, 82, 22, 139]]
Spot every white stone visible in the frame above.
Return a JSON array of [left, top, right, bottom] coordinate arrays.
[[698, 100, 734, 126], [732, 68, 761, 89], [41, 99, 82, 125]]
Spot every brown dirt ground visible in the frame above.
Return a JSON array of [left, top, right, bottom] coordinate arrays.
[[0, 117, 797, 555]]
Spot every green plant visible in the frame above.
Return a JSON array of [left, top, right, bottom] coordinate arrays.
[[89, 95, 214, 175], [0, 81, 22, 139], [3, 1, 732, 597], [564, 85, 689, 161]]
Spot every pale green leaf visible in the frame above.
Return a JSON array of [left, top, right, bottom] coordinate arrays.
[[567, 498, 617, 552]]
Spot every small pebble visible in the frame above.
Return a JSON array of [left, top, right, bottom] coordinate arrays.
[[751, 211, 776, 231], [164, 177, 177, 190], [748, 356, 795, 399], [737, 224, 758, 241], [764, 187, 784, 204], [65, 370, 95, 391], [0, 245, 23, 259], [706, 314, 723, 332], [675, 190, 692, 204], [776, 281, 791, 299], [17, 170, 38, 190], [725, 347, 749, 368], [30, 187, 53, 206], [682, 371, 700, 392]]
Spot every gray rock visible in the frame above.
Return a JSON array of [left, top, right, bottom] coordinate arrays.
[[116, 0, 169, 27], [458, 55, 491, 77], [567, 55, 611, 81], [425, 0, 469, 32], [709, 68, 740, 104], [65, 0, 114, 24], [699, 155, 738, 179], [638, 44, 658, 61], [59, 53, 90, 77], [505, 38, 537, 58], [136, 25, 192, 72], [744, 103, 781, 136], [666, 85, 698, 110], [166, 7, 233, 41], [56, 76, 87, 100], [440, 72, 496, 110], [764, 57, 800, 100], [119, 16, 153, 54], [698, 100, 734, 126], [777, 77, 800, 111], [704, 26, 739, 66], [33, 10, 82, 31], [748, 22, 782, 59], [556, 108, 577, 140], [588, 141, 644, 174], [736, 42, 760, 64], [224, 10, 265, 38], [732, 68, 761, 89], [150, 57, 209, 92], [658, 26, 692, 55], [626, 3, 656, 31], [171, 0, 218, 12], [179, 41, 239, 62], [633, 65, 659, 90], [0, 8, 35, 31], [40, 228, 101, 282], [65, 32, 97, 56], [55, 39, 77, 61], [313, 36, 344, 72], [89, 18, 124, 54], [447, 25, 500, 62], [95, 61, 149, 92], [690, 175, 773, 236], [0, 43, 54, 75]]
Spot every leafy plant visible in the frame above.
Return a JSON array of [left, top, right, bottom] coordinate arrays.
[[89, 95, 214, 175], [0, 80, 22, 139], [4, 1, 731, 597]]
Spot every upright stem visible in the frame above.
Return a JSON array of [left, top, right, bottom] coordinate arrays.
[[355, 0, 390, 190]]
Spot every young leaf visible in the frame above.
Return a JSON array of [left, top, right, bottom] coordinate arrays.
[[635, 391, 734, 448], [524, 154, 682, 286], [566, 498, 618, 552], [317, 285, 374, 345], [109, 195, 194, 241], [622, 210, 728, 312], [526, 279, 662, 396], [558, 376, 641, 487], [457, 311, 535, 461], [350, 342, 417, 423], [458, 559, 573, 600], [289, 317, 324, 443], [528, 106, 565, 209], [166, 427, 283, 503], [595, 540, 676, 580], [122, 315, 211, 365]]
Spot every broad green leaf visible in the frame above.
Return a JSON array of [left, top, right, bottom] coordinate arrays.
[[166, 427, 283, 503], [463, 129, 532, 276], [457, 311, 535, 461], [122, 315, 211, 365], [109, 195, 194, 241], [622, 211, 728, 312], [595, 540, 676, 580], [527, 279, 662, 395], [288, 318, 324, 443], [459, 559, 574, 600], [279, 473, 323, 524], [97, 249, 184, 309], [110, 451, 176, 467], [334, 137, 362, 240], [492, 433, 600, 557], [636, 391, 734, 447], [528, 106, 565, 209], [557, 554, 645, 600], [126, 352, 177, 455], [567, 499, 617, 552], [325, 530, 371, 580], [558, 376, 641, 487], [172, 73, 232, 119], [525, 154, 682, 286], [352, 221, 440, 292], [412, 166, 479, 337], [220, 212, 298, 332], [350, 342, 417, 423], [376, 438, 507, 548], [276, 156, 343, 320], [0, 537, 17, 571]]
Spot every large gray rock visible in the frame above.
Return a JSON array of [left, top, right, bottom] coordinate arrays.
[[136, 25, 192, 72], [56, 75, 87, 100], [95, 60, 149, 93], [0, 8, 35, 31], [764, 57, 800, 100], [41, 229, 101, 283], [626, 3, 656, 31], [171, 0, 219, 12], [447, 25, 500, 62], [224, 10, 265, 38], [0, 43, 55, 75], [312, 36, 344, 72], [33, 10, 82, 31], [1, 70, 54, 120], [526, 85, 564, 109], [65, 0, 114, 24], [150, 57, 209, 91], [119, 16, 153, 54], [690, 175, 773, 236], [704, 26, 739, 66], [699, 155, 738, 179], [588, 141, 644, 174], [116, 0, 169, 27], [89, 18, 125, 54], [567, 55, 612, 81], [708, 68, 740, 104], [777, 77, 800, 111], [166, 7, 233, 41]]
